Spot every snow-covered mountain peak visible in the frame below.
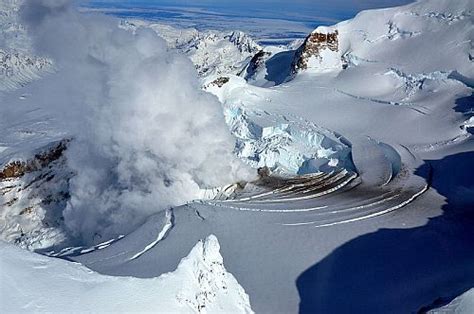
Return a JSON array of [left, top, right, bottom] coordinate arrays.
[[240, 0, 473, 86], [170, 234, 254, 313], [224, 31, 259, 54], [1, 234, 254, 313], [119, 19, 261, 78]]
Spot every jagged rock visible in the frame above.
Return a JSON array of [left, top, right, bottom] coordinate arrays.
[[209, 76, 230, 88], [0, 140, 72, 250], [292, 29, 341, 73], [239, 50, 271, 79], [0, 140, 68, 180]]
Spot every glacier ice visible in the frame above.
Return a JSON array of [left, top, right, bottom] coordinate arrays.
[[224, 104, 353, 175]]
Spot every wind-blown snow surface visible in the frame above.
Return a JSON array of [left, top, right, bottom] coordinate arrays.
[[1, 0, 474, 313], [0, 235, 253, 313]]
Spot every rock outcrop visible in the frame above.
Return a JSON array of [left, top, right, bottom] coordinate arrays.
[[0, 140, 68, 180], [0, 140, 72, 250], [208, 76, 230, 88], [292, 28, 341, 73], [239, 50, 271, 80]]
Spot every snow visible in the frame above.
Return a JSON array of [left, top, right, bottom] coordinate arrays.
[[120, 19, 261, 78], [0, 235, 254, 313], [0, 141, 71, 250], [3, 0, 255, 245], [429, 289, 474, 314], [1, 0, 474, 313], [130, 209, 173, 260], [0, 0, 53, 91], [305, 47, 342, 72], [205, 75, 354, 175], [0, 49, 53, 91]]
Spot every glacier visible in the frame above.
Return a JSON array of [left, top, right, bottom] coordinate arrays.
[[0, 0, 473, 313]]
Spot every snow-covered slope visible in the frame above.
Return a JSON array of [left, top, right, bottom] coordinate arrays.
[[0, 140, 71, 250], [0, 235, 253, 313], [429, 289, 474, 314], [205, 75, 354, 175], [244, 0, 473, 88], [1, 0, 473, 313], [70, 1, 473, 313], [0, 49, 52, 91], [0, 0, 52, 91]]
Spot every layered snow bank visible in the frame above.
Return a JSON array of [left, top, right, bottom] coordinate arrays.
[[0, 235, 253, 313]]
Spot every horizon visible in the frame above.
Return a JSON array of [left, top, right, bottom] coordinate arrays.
[[86, 0, 414, 44]]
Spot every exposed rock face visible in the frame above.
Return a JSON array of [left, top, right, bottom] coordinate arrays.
[[206, 76, 230, 89], [239, 50, 271, 80], [0, 140, 72, 250], [0, 140, 68, 180], [292, 29, 340, 73]]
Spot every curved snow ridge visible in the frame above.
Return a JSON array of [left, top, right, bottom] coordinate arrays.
[[249, 172, 358, 203], [214, 170, 358, 204], [220, 172, 332, 202], [1, 235, 254, 313], [281, 184, 428, 228], [204, 202, 328, 213], [409, 133, 472, 152], [130, 208, 174, 260], [205, 139, 429, 228], [366, 138, 402, 186], [47, 235, 125, 258]]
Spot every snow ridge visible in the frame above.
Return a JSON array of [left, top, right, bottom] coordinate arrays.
[[0, 234, 254, 313]]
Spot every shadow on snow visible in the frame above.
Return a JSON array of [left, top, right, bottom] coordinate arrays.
[[296, 149, 474, 313]]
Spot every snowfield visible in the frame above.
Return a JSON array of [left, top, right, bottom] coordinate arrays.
[[0, 234, 253, 313], [1, 0, 473, 313]]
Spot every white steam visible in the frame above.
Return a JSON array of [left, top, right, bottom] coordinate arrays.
[[19, 0, 254, 244]]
